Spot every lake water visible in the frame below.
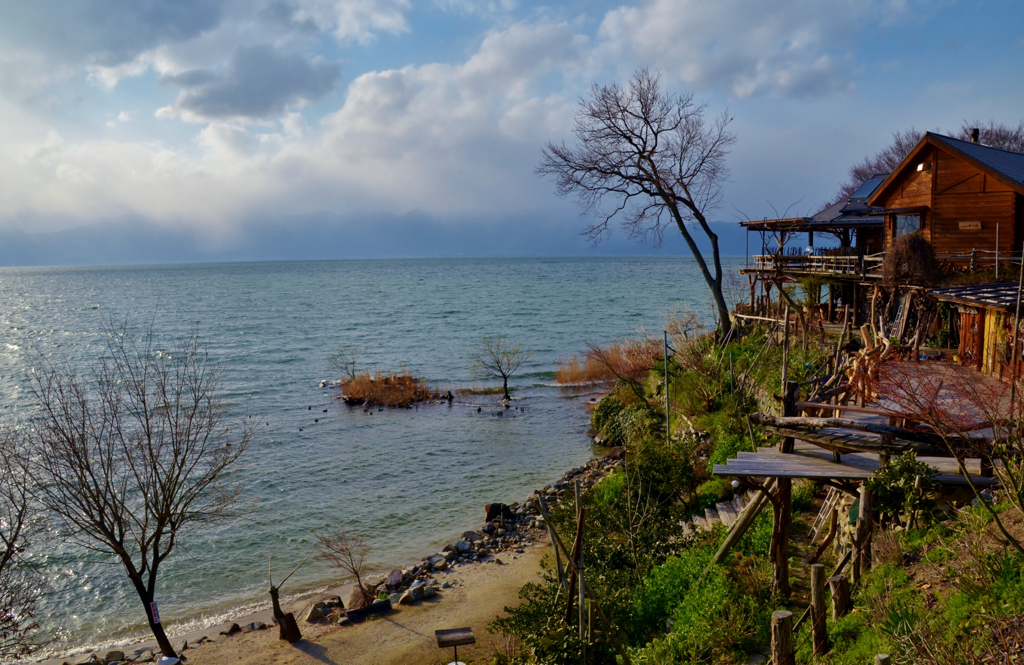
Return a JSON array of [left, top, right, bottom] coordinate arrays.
[[0, 256, 740, 659]]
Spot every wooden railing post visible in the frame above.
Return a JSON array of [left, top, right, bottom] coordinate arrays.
[[811, 563, 830, 655], [859, 485, 873, 571], [771, 611, 795, 665], [874, 655, 892, 665], [829, 574, 852, 621]]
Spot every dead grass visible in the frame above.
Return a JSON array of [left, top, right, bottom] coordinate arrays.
[[340, 370, 437, 406], [556, 337, 662, 385]]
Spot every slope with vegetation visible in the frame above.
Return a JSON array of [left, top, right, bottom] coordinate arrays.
[[490, 318, 1024, 665]]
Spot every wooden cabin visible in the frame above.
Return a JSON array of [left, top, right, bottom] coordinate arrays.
[[930, 282, 1022, 379], [739, 131, 1024, 326], [868, 131, 1024, 260]]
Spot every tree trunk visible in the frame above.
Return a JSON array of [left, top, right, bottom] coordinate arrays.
[[502, 376, 509, 401], [132, 582, 176, 657], [666, 205, 732, 339]]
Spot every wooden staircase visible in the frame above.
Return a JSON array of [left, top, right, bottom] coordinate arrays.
[[681, 491, 756, 535]]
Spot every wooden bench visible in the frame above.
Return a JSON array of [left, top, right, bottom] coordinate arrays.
[[436, 627, 475, 664]]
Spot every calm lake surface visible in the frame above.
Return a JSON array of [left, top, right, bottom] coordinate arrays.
[[0, 256, 740, 658]]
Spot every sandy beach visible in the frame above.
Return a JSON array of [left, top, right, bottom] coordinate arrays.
[[178, 537, 549, 665]]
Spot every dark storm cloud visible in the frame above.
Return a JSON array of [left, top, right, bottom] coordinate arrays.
[[162, 45, 341, 120], [0, 0, 225, 66]]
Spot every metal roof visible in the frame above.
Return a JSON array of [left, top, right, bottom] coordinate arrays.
[[930, 282, 1024, 311], [930, 133, 1024, 186]]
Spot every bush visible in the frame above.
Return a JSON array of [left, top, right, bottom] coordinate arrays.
[[882, 232, 940, 288], [695, 479, 727, 510], [630, 547, 766, 664], [792, 480, 817, 513], [864, 451, 939, 527]]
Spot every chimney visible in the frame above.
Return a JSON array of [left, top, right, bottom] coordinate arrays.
[[971, 127, 980, 143]]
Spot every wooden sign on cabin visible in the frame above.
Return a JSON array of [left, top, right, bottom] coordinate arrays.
[[958, 221, 982, 230]]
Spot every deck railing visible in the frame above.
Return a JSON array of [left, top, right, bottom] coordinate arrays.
[[750, 253, 884, 277]]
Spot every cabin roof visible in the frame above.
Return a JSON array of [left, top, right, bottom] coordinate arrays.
[[869, 132, 1024, 205], [741, 175, 887, 232], [930, 282, 1022, 311], [931, 133, 1024, 185]]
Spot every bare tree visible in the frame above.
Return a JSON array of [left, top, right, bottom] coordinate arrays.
[[539, 68, 736, 337], [834, 121, 1024, 203], [314, 529, 375, 609], [0, 428, 45, 658], [469, 336, 532, 400], [26, 321, 254, 658], [326, 345, 359, 380]]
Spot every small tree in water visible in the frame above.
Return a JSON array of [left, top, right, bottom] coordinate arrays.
[[469, 336, 532, 400], [26, 320, 254, 658]]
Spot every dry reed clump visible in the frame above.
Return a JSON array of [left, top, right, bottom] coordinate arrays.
[[340, 370, 436, 406], [556, 336, 662, 385]]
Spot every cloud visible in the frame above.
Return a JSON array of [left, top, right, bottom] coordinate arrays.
[[158, 45, 341, 122], [288, 0, 412, 45], [0, 0, 224, 67], [597, 0, 867, 97]]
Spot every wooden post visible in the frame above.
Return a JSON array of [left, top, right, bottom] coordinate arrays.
[[779, 381, 797, 453], [829, 575, 852, 621], [852, 518, 867, 586], [874, 656, 892, 665], [771, 610, 795, 665], [859, 484, 873, 572], [770, 478, 792, 598], [781, 305, 791, 387], [811, 563, 829, 655], [664, 330, 671, 444]]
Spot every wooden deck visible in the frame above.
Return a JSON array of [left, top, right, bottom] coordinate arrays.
[[713, 442, 998, 486]]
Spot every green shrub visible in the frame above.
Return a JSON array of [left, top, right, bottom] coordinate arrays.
[[695, 479, 727, 510], [630, 548, 765, 664], [864, 452, 939, 527], [792, 480, 817, 513], [736, 508, 773, 557]]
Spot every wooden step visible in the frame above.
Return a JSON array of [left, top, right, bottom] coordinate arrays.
[[717, 501, 738, 526], [692, 515, 707, 530], [732, 493, 745, 513], [704, 506, 720, 526]]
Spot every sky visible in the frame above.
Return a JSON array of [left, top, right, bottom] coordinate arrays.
[[1, 0, 1023, 264]]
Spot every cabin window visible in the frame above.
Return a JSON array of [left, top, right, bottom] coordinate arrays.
[[895, 214, 920, 238]]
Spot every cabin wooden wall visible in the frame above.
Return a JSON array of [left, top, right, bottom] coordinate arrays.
[[875, 144, 1020, 256]]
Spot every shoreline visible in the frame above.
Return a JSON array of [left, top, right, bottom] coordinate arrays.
[[42, 448, 622, 665]]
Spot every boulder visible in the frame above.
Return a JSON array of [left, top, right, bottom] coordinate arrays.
[[325, 594, 344, 608], [454, 540, 472, 553], [443, 550, 457, 562], [220, 622, 242, 636], [432, 559, 448, 571], [347, 586, 375, 610], [461, 531, 484, 542], [305, 603, 327, 622], [245, 621, 267, 631], [422, 585, 437, 599], [484, 503, 515, 523], [103, 651, 125, 664], [481, 523, 495, 534], [388, 592, 400, 605], [157, 659, 181, 665], [384, 569, 404, 589], [398, 591, 416, 605]]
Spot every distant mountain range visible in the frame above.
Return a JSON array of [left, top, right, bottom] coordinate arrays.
[[0, 212, 754, 267]]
